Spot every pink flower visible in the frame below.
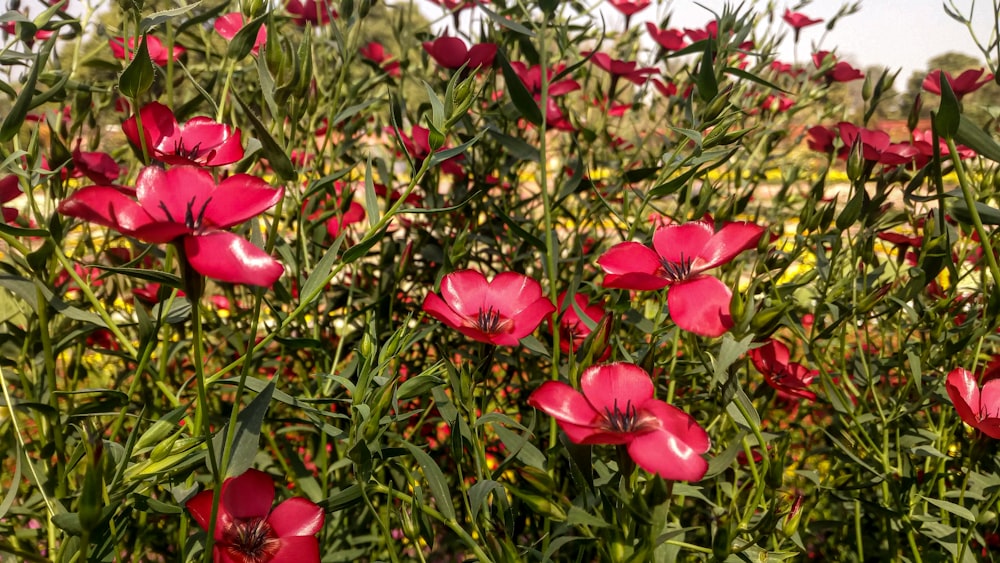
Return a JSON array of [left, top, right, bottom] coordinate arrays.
[[186, 469, 325, 563], [748, 340, 817, 401], [646, 23, 688, 51], [838, 122, 920, 166], [812, 51, 863, 83], [360, 42, 401, 77], [392, 125, 465, 176], [70, 145, 120, 185], [597, 220, 765, 337], [123, 102, 244, 167], [109, 36, 184, 66], [57, 166, 284, 287], [528, 363, 711, 481], [586, 52, 657, 85], [607, 0, 650, 17], [509, 62, 580, 97], [427, 0, 485, 11], [551, 292, 609, 359], [0, 175, 21, 223], [423, 36, 496, 71], [922, 68, 994, 100], [286, 0, 336, 25], [806, 125, 837, 153], [685, 20, 718, 42], [946, 368, 1000, 439], [214, 13, 267, 57], [423, 269, 555, 346], [782, 9, 822, 30]]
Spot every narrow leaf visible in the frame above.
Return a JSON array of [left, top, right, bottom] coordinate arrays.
[[402, 442, 456, 521]]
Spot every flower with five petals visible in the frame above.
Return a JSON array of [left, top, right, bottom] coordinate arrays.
[[528, 363, 711, 481], [423, 269, 555, 346], [57, 165, 284, 287], [598, 220, 765, 337], [946, 368, 1000, 439], [186, 469, 325, 563], [123, 102, 244, 167]]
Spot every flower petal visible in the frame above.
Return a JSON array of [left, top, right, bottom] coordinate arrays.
[[57, 186, 153, 235], [422, 292, 466, 329], [437, 269, 490, 318], [184, 232, 284, 287], [528, 380, 601, 427], [946, 368, 982, 430], [598, 241, 669, 290], [268, 497, 325, 537], [641, 400, 711, 455], [268, 536, 322, 563], [666, 276, 733, 337], [691, 221, 765, 272], [580, 363, 655, 415], [627, 428, 709, 481], [652, 221, 714, 265], [203, 174, 283, 229], [507, 297, 556, 340], [221, 469, 275, 521], [487, 271, 546, 317], [185, 490, 215, 532], [181, 117, 245, 166], [136, 166, 215, 225], [122, 101, 177, 154]]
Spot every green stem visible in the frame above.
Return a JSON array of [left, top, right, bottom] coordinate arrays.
[[947, 136, 1000, 295]]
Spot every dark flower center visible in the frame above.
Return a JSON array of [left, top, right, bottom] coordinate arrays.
[[603, 399, 654, 433], [221, 517, 280, 563], [658, 253, 694, 282], [158, 195, 213, 231], [471, 306, 512, 335], [174, 139, 205, 161]]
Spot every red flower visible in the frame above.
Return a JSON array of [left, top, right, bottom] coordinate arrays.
[[946, 368, 1000, 439], [646, 23, 688, 51], [586, 52, 657, 85], [427, 0, 485, 11], [123, 102, 244, 167], [685, 20, 718, 42], [748, 340, 817, 401], [70, 145, 120, 185], [214, 13, 267, 57], [360, 42, 401, 77], [551, 292, 609, 359], [423, 269, 555, 346], [57, 166, 284, 287], [0, 175, 22, 223], [528, 363, 710, 481], [286, 0, 336, 25], [806, 125, 837, 153], [510, 62, 580, 96], [922, 68, 994, 100], [392, 125, 465, 176], [186, 469, 324, 563], [607, 0, 650, 16], [812, 51, 863, 83], [109, 36, 184, 66], [760, 94, 794, 113], [838, 122, 920, 166], [423, 36, 496, 71], [782, 9, 822, 30], [598, 220, 764, 337]]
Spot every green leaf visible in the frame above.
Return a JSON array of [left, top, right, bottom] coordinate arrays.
[[695, 42, 718, 102], [91, 265, 182, 288], [723, 66, 788, 93], [933, 75, 960, 139], [118, 35, 155, 100], [363, 158, 379, 228], [232, 90, 296, 182], [955, 114, 1000, 162], [468, 479, 505, 522], [214, 379, 275, 478], [396, 373, 445, 401], [0, 445, 20, 518], [401, 442, 456, 521], [725, 386, 761, 432], [478, 4, 535, 36], [648, 167, 700, 198], [950, 199, 1000, 225], [565, 505, 609, 528], [139, 1, 203, 33], [498, 49, 543, 125], [0, 36, 54, 141], [227, 12, 268, 61], [0, 274, 106, 326], [921, 496, 976, 522]]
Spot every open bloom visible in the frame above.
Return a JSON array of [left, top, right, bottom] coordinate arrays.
[[586, 52, 657, 85], [214, 13, 267, 56], [123, 102, 244, 167], [360, 42, 401, 77], [812, 51, 863, 83], [528, 363, 710, 481], [598, 220, 765, 337], [607, 0, 650, 17], [748, 340, 817, 401], [57, 165, 284, 287], [423, 36, 496, 71], [923, 68, 994, 100], [187, 469, 324, 563], [423, 269, 555, 346], [782, 9, 822, 31], [946, 368, 1000, 438], [109, 36, 184, 66], [287, 0, 336, 25], [646, 23, 688, 51]]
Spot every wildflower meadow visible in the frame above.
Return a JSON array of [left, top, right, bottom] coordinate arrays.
[[3, 0, 1000, 560]]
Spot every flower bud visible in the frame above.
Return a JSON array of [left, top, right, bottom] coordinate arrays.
[[907, 94, 922, 132], [861, 73, 873, 101], [782, 495, 805, 537], [241, 0, 266, 19], [846, 136, 865, 183]]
